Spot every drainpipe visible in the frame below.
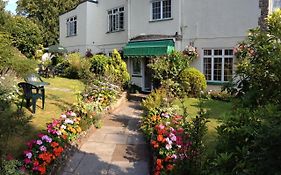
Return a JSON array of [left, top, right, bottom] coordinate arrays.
[[178, 0, 183, 51]]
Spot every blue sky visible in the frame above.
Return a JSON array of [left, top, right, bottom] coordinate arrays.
[[5, 0, 17, 14]]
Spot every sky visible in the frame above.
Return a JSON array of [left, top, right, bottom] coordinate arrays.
[[4, 0, 17, 14]]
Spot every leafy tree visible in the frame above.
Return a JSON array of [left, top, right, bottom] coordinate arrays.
[[232, 10, 281, 107], [4, 16, 42, 58], [17, 0, 80, 46]]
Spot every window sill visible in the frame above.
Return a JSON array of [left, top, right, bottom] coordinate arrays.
[[207, 81, 228, 86], [66, 35, 77, 38], [106, 29, 125, 34], [132, 74, 142, 78], [149, 18, 173, 23]]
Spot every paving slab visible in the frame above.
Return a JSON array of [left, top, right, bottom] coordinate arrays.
[[111, 144, 150, 162], [127, 134, 146, 145], [63, 152, 85, 173], [95, 126, 125, 135], [74, 154, 110, 175], [108, 161, 149, 175], [103, 133, 128, 144]]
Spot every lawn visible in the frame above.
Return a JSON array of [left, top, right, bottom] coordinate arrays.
[[5, 77, 84, 157], [172, 97, 233, 155]]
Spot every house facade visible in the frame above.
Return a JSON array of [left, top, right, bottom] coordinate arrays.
[[59, 0, 277, 91]]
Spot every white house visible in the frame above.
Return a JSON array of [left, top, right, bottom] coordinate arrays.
[[59, 0, 279, 91]]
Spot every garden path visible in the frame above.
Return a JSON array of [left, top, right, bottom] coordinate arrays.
[[62, 95, 150, 175]]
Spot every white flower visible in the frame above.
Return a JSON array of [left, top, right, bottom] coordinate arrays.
[[61, 114, 67, 118], [64, 118, 74, 124], [165, 144, 172, 150], [61, 125, 67, 129], [70, 112, 76, 117]]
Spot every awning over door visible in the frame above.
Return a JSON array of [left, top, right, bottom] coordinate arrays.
[[123, 39, 175, 57]]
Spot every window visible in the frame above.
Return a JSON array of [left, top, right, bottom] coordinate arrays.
[[66, 16, 77, 37], [108, 7, 124, 32], [271, 0, 281, 12], [151, 0, 171, 20], [203, 49, 234, 82], [132, 59, 141, 75]]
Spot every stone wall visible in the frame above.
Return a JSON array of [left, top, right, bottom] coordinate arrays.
[[259, 0, 269, 30]]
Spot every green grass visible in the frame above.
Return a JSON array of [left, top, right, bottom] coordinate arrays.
[[5, 77, 84, 157], [172, 97, 233, 156]]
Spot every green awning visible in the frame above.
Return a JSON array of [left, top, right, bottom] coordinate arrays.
[[123, 39, 175, 57]]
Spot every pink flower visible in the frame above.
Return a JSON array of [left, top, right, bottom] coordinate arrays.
[[42, 135, 52, 143], [40, 145, 47, 152], [24, 158, 31, 164], [36, 140, 43, 145], [171, 154, 177, 159], [38, 133, 44, 138], [169, 133, 177, 142], [165, 144, 172, 150], [159, 124, 165, 130]]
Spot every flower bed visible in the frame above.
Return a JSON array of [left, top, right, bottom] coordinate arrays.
[[142, 110, 207, 175]]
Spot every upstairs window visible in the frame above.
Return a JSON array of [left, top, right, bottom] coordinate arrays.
[[66, 16, 77, 37], [203, 49, 234, 82], [108, 7, 124, 32], [151, 0, 171, 21]]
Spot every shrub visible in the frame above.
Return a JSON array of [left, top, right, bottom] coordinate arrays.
[[142, 88, 168, 114], [0, 159, 23, 175], [233, 10, 281, 107], [179, 67, 206, 97]]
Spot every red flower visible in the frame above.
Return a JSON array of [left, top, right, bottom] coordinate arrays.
[[166, 164, 174, 171], [53, 146, 64, 157], [154, 171, 161, 175], [38, 165, 46, 175], [51, 142, 59, 148], [33, 160, 39, 167], [157, 135, 164, 142]]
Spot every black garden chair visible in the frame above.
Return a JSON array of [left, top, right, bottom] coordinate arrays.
[[18, 82, 45, 114]]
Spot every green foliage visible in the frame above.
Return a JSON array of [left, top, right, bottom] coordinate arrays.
[[141, 88, 168, 114], [90, 50, 130, 86], [233, 10, 281, 107], [179, 67, 207, 97], [0, 159, 24, 175], [62, 53, 91, 79], [4, 16, 42, 58], [205, 105, 281, 175], [17, 0, 80, 46], [148, 51, 191, 82], [0, 33, 37, 77]]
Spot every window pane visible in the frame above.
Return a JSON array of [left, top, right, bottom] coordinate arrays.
[[214, 50, 222, 56], [203, 58, 212, 81], [152, 1, 161, 20], [204, 50, 212, 56], [214, 58, 222, 81], [119, 7, 124, 11], [224, 57, 233, 81], [273, 0, 281, 11], [119, 12, 124, 29], [163, 0, 171, 19], [133, 59, 141, 75], [225, 49, 233, 56]]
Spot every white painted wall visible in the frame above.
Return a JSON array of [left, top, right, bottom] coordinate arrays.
[[128, 0, 181, 39], [59, 3, 88, 53]]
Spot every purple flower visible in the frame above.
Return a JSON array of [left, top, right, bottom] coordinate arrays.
[[40, 145, 47, 152], [42, 135, 52, 143], [25, 152, 32, 159], [36, 140, 43, 145]]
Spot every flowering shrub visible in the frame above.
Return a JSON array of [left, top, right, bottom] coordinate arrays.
[[21, 111, 83, 174], [151, 113, 192, 175], [22, 134, 64, 175]]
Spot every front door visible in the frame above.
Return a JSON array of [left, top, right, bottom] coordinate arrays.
[[144, 58, 152, 91]]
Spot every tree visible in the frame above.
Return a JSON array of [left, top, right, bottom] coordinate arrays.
[[17, 0, 80, 46], [233, 10, 281, 107], [4, 16, 42, 58]]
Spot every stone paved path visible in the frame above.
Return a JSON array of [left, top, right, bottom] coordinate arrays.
[[62, 98, 150, 175]]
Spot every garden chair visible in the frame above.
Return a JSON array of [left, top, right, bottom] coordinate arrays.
[[18, 82, 45, 114], [24, 73, 44, 83]]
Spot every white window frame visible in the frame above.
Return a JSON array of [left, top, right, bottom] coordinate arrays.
[[270, 0, 281, 13], [107, 6, 124, 33], [203, 49, 234, 82], [66, 16, 77, 37], [151, 0, 172, 21]]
